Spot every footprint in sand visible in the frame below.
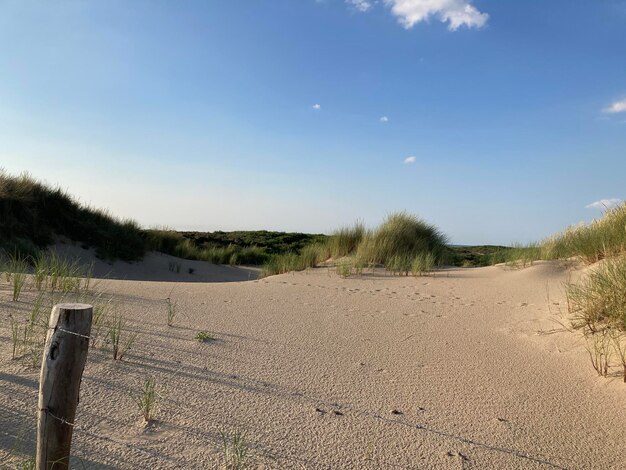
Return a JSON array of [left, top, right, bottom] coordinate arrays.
[[446, 451, 470, 464]]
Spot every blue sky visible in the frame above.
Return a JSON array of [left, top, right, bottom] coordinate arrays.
[[1, 0, 625, 244]]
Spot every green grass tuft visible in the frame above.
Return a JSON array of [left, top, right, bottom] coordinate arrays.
[[356, 212, 447, 267], [326, 221, 366, 259], [195, 331, 215, 342], [131, 376, 160, 422], [220, 430, 249, 470]]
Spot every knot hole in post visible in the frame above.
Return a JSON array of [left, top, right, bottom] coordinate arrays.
[[50, 341, 60, 360]]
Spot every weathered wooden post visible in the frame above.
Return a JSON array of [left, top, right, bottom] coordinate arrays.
[[36, 303, 93, 470]]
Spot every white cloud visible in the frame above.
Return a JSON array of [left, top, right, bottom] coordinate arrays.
[[586, 198, 623, 210], [403, 155, 416, 164], [346, 0, 373, 12], [384, 0, 488, 31], [312, 104, 321, 110], [380, 116, 389, 122], [604, 98, 626, 114]]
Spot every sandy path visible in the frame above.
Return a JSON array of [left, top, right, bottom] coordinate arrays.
[[2, 262, 626, 468]]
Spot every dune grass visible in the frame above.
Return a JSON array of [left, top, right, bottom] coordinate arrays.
[[147, 231, 271, 265], [564, 254, 626, 380], [0, 171, 145, 261], [132, 376, 160, 422], [5, 253, 29, 301], [109, 312, 137, 360], [195, 330, 215, 342], [543, 205, 626, 263], [356, 212, 447, 267], [166, 297, 177, 327], [0, 171, 320, 268], [567, 256, 626, 334], [357, 212, 446, 271], [326, 221, 366, 259], [260, 212, 448, 277], [220, 430, 249, 470], [499, 204, 626, 267]]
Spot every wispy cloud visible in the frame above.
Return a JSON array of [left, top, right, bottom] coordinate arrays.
[[586, 198, 623, 210], [380, 116, 389, 122], [604, 98, 626, 114], [403, 155, 416, 164], [384, 0, 489, 31], [346, 0, 373, 12], [312, 104, 321, 110]]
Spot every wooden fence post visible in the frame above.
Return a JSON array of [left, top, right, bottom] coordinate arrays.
[[36, 303, 93, 470]]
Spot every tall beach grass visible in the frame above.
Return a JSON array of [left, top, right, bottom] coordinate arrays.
[[499, 204, 626, 267], [0, 171, 145, 260], [356, 212, 447, 269], [260, 212, 448, 277]]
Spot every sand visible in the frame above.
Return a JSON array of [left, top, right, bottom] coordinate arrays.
[[2, 256, 626, 469]]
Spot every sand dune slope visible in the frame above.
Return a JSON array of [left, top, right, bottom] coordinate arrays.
[[53, 242, 260, 282], [2, 261, 626, 468]]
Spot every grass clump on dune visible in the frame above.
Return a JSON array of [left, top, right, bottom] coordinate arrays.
[[147, 229, 273, 266], [543, 204, 626, 263], [0, 171, 324, 267], [326, 221, 366, 259], [488, 243, 543, 268], [565, 256, 626, 380], [567, 256, 626, 334], [356, 212, 447, 269], [0, 171, 145, 261], [260, 212, 448, 277], [501, 204, 626, 267]]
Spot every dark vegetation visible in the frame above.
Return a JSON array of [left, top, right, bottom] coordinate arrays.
[[261, 212, 452, 277], [0, 171, 325, 265], [1, 171, 511, 273], [146, 229, 325, 265], [447, 245, 513, 267], [0, 172, 144, 260]]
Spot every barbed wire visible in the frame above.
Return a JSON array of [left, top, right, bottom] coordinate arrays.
[[1, 389, 178, 464]]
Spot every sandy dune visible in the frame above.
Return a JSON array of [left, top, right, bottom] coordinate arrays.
[[2, 261, 626, 468], [53, 243, 260, 283]]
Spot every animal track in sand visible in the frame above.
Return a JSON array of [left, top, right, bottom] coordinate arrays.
[[446, 451, 470, 464]]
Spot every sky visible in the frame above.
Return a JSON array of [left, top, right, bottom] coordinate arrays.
[[1, 0, 625, 245]]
